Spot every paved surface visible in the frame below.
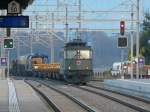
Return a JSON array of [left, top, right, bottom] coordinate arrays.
[[0, 79, 53, 112], [103, 79, 150, 98], [8, 79, 20, 112], [14, 80, 52, 112], [133, 79, 150, 83], [0, 80, 9, 112]]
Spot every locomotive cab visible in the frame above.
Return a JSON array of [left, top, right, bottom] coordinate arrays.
[[60, 39, 93, 84]]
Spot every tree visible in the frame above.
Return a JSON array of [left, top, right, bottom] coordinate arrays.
[[140, 12, 150, 65], [128, 12, 150, 65], [143, 13, 150, 31]]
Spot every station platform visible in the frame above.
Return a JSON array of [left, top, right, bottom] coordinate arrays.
[[0, 79, 51, 112], [103, 79, 150, 99], [0, 80, 9, 112]]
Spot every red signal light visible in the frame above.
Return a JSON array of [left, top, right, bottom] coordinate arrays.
[[120, 21, 125, 35]]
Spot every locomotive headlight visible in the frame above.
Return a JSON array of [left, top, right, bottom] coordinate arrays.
[[68, 66, 71, 70], [86, 67, 89, 69], [34, 66, 39, 69]]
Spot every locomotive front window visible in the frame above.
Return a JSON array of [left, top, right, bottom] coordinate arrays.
[[80, 50, 91, 59], [66, 50, 76, 59], [66, 50, 91, 59]]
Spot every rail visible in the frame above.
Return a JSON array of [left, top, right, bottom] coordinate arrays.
[[87, 84, 150, 104], [75, 85, 150, 112], [36, 80, 96, 112]]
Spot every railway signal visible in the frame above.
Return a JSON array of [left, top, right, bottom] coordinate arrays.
[[118, 36, 128, 48], [3, 38, 14, 49], [120, 20, 125, 36]]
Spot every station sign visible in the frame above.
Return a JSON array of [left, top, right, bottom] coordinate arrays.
[[0, 16, 29, 28], [138, 57, 145, 68], [8, 0, 21, 14], [138, 58, 144, 64], [1, 57, 7, 66]]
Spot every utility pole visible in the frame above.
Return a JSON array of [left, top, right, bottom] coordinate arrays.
[[57, 0, 59, 9], [65, 5, 68, 43], [121, 49, 124, 79], [30, 21, 33, 55], [45, 0, 55, 63], [36, 15, 38, 30], [78, 0, 81, 39], [0, 10, 7, 78], [136, 0, 140, 79], [130, 4, 134, 79], [51, 13, 55, 63], [17, 35, 20, 74], [7, 50, 10, 78]]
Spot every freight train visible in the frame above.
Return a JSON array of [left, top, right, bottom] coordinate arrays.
[[11, 39, 93, 84]]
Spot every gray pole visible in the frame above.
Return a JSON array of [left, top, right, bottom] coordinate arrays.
[[1, 10, 8, 78], [7, 50, 10, 78], [136, 0, 140, 79], [30, 21, 33, 55], [78, 0, 81, 39], [65, 5, 68, 43], [57, 0, 59, 9], [130, 4, 134, 79], [121, 49, 124, 79], [51, 13, 55, 63], [17, 36, 20, 74]]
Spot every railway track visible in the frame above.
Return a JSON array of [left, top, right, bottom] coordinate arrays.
[[75, 85, 150, 112], [26, 80, 96, 112], [87, 84, 150, 104], [37, 79, 141, 112]]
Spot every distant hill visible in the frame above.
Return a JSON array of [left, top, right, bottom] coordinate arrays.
[[81, 32, 128, 69]]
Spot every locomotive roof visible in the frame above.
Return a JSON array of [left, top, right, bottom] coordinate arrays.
[[65, 39, 87, 47], [65, 46, 92, 50]]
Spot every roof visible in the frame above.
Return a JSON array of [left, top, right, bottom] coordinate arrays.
[[65, 39, 86, 47], [0, 0, 34, 9]]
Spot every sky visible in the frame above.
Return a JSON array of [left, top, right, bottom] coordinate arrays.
[[142, 0, 150, 11], [26, 0, 150, 15], [24, 0, 150, 34], [82, 0, 150, 11]]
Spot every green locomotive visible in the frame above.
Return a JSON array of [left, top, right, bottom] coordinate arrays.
[[60, 39, 93, 84]]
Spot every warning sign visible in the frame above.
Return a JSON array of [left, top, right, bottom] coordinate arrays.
[[8, 0, 21, 14]]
